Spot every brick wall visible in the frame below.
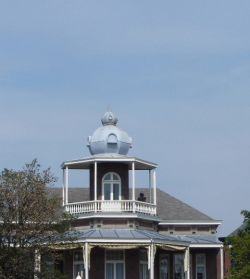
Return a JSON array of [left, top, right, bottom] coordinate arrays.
[[89, 247, 105, 279]]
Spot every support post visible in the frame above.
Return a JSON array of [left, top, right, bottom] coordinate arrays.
[[62, 169, 65, 206], [94, 161, 97, 212], [34, 250, 41, 279], [153, 169, 157, 206], [132, 162, 135, 212], [65, 166, 69, 205], [150, 244, 155, 279], [149, 170, 152, 203], [184, 247, 190, 279], [220, 246, 224, 279], [85, 242, 89, 279]]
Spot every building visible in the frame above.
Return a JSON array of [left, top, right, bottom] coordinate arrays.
[[55, 111, 223, 279]]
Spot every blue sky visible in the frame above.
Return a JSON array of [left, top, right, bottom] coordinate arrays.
[[1, 0, 250, 235]]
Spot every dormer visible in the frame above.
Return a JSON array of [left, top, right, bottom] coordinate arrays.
[[61, 112, 158, 217]]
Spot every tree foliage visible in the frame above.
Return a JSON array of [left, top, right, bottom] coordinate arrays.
[[227, 210, 250, 279], [0, 160, 73, 279]]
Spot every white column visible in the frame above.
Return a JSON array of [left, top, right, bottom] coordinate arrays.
[[220, 246, 224, 279], [150, 244, 155, 279], [94, 161, 97, 212], [132, 162, 135, 200], [153, 169, 157, 206], [184, 247, 190, 279], [149, 170, 152, 203], [65, 166, 69, 204], [62, 169, 65, 206], [34, 250, 41, 279], [132, 162, 135, 212], [85, 242, 89, 279]]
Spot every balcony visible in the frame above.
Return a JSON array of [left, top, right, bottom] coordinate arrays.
[[64, 200, 157, 216]]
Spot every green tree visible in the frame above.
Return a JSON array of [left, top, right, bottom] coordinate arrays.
[[0, 160, 73, 279], [227, 210, 250, 279]]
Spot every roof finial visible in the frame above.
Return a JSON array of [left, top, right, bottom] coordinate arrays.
[[101, 110, 118, 126]]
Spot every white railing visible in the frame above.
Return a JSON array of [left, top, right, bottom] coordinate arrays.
[[64, 200, 157, 216]]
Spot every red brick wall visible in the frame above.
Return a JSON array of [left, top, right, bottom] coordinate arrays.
[[125, 249, 139, 279], [89, 247, 105, 279], [64, 250, 73, 279], [223, 247, 231, 278]]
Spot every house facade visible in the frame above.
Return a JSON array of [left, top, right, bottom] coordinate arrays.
[[56, 111, 223, 279]]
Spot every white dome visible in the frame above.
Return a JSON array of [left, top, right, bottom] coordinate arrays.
[[87, 112, 132, 155]]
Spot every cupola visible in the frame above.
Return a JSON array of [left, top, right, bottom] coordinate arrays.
[[87, 111, 132, 156]]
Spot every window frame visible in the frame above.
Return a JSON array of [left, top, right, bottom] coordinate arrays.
[[105, 249, 125, 279], [102, 172, 122, 201], [139, 250, 149, 279], [73, 250, 85, 279], [195, 253, 206, 279], [173, 253, 184, 279], [159, 254, 170, 279]]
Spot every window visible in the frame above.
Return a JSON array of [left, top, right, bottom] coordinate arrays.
[[107, 133, 118, 153], [105, 250, 125, 279], [159, 254, 169, 279], [139, 250, 149, 279], [102, 172, 121, 201], [174, 254, 184, 279], [196, 254, 206, 279], [73, 250, 84, 279]]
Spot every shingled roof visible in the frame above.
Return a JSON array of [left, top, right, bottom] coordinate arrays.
[[50, 187, 214, 222]]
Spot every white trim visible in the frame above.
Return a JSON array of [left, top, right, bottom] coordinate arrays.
[[63, 169, 65, 205], [76, 213, 158, 221], [85, 242, 89, 279], [102, 172, 121, 201], [152, 169, 156, 206], [94, 161, 97, 201], [132, 162, 135, 201], [150, 243, 155, 279], [65, 166, 69, 204], [184, 248, 190, 279], [149, 170, 152, 203], [195, 253, 206, 279], [158, 221, 222, 226], [86, 239, 152, 244], [105, 249, 125, 279], [190, 244, 223, 248], [62, 156, 157, 169], [220, 247, 224, 279]]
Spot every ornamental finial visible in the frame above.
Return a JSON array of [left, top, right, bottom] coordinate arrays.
[[101, 111, 118, 126]]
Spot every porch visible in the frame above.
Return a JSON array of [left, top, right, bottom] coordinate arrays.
[[38, 229, 224, 279]]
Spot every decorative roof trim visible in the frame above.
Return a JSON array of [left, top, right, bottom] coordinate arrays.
[[61, 156, 157, 170], [77, 213, 160, 221], [159, 221, 222, 226], [189, 244, 223, 248]]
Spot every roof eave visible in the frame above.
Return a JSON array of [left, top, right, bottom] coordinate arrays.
[[61, 156, 157, 170]]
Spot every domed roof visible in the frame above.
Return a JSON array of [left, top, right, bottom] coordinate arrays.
[[87, 112, 132, 155]]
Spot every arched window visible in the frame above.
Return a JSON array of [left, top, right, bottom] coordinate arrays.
[[102, 172, 121, 201]]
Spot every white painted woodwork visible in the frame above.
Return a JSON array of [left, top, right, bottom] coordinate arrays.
[[65, 200, 157, 216], [153, 169, 157, 206], [65, 166, 69, 204]]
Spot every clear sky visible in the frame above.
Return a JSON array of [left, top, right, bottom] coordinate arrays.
[[0, 0, 249, 236]]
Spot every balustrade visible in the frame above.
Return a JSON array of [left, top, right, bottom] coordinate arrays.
[[64, 200, 156, 216]]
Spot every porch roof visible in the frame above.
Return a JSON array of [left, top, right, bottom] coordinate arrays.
[[61, 155, 157, 170], [58, 228, 221, 247]]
